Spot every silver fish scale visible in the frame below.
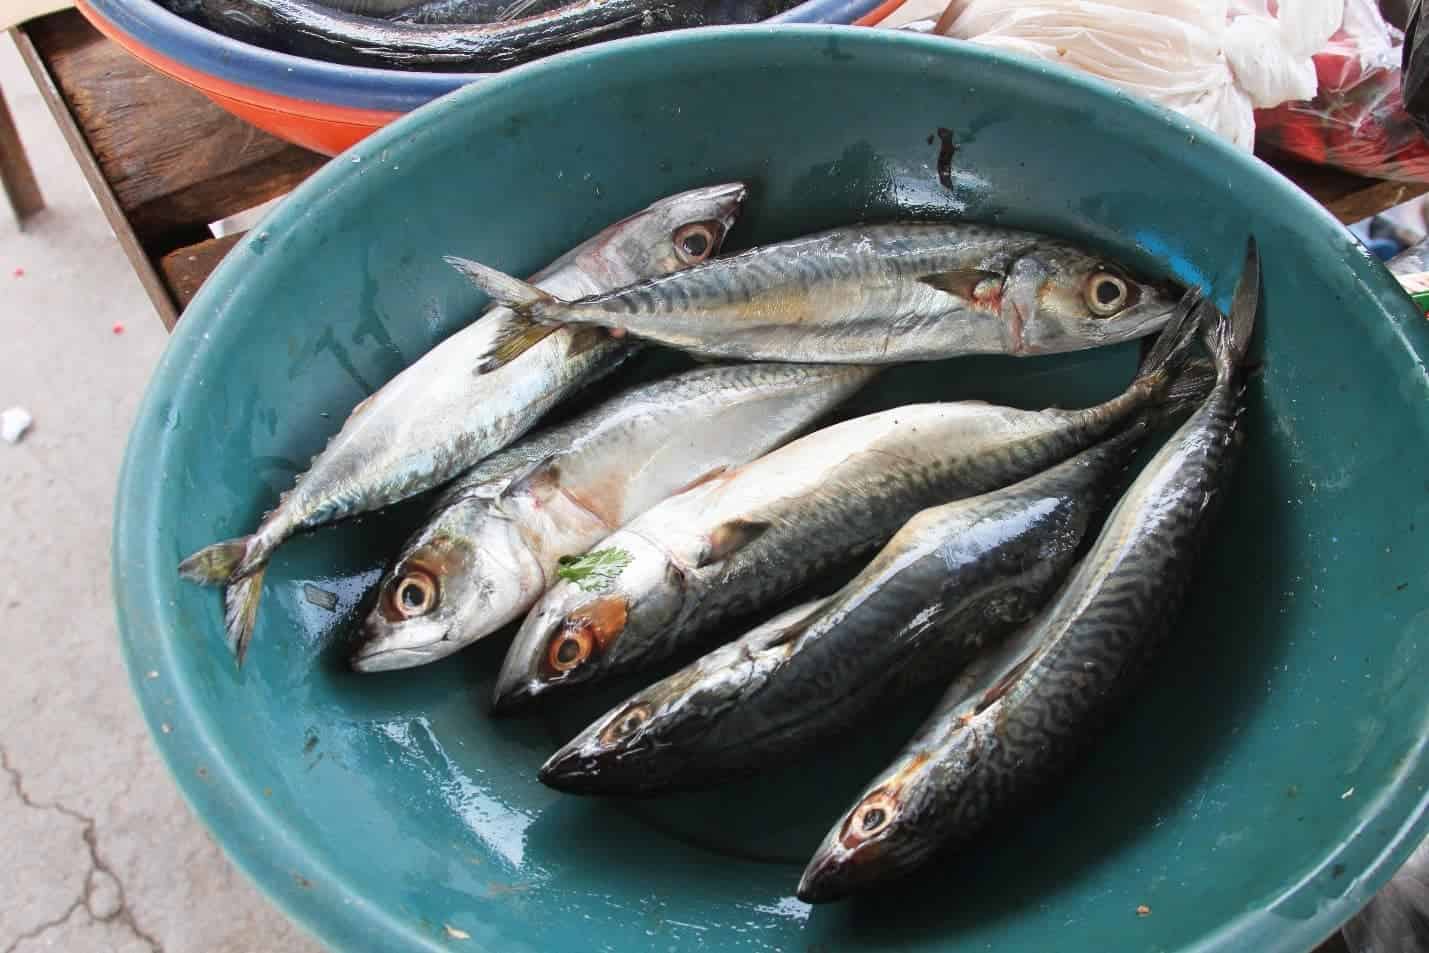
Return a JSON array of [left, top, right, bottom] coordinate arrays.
[[294, 351, 619, 531], [419, 362, 870, 537], [700, 483, 1100, 767], [602, 224, 1039, 313], [189, 0, 682, 69], [540, 437, 1144, 798], [686, 408, 1127, 640], [427, 420, 577, 513], [935, 378, 1245, 842]]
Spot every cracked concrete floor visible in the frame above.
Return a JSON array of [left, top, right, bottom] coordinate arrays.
[[0, 33, 325, 953]]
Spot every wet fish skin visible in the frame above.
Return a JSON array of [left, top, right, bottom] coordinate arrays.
[[177, 183, 746, 664], [314, 0, 428, 16], [387, 0, 565, 24], [492, 287, 1205, 711], [352, 362, 878, 672], [539, 427, 1147, 795], [175, 0, 792, 70], [797, 241, 1259, 904], [459, 222, 1181, 367]]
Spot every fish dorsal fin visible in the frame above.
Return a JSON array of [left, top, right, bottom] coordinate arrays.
[[918, 268, 1002, 299], [697, 518, 771, 569]]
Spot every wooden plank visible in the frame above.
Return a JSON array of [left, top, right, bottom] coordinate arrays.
[[11, 22, 179, 327], [0, 81, 45, 224], [1263, 150, 1429, 224], [159, 232, 244, 309], [23, 10, 324, 252]]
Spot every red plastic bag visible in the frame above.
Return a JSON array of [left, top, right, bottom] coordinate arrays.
[[1255, 0, 1429, 183]]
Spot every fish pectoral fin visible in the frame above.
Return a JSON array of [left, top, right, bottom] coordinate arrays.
[[760, 616, 815, 651], [697, 518, 771, 568], [917, 268, 1002, 299], [976, 648, 1038, 713], [477, 318, 562, 373], [349, 391, 379, 418], [499, 453, 561, 502], [670, 465, 730, 496]]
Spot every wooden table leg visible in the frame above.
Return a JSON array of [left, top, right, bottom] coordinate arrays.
[[0, 81, 45, 225], [10, 23, 178, 326]]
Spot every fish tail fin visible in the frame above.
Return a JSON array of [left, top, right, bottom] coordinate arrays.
[[179, 534, 268, 664], [223, 567, 267, 666], [1206, 236, 1261, 382], [1132, 284, 1206, 393], [445, 255, 558, 315], [178, 536, 254, 585], [445, 256, 569, 371]]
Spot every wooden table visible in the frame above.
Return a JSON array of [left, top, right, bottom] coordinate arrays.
[[14, 8, 1429, 329], [11, 9, 325, 327]]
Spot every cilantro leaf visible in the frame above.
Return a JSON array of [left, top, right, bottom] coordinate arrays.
[[555, 547, 632, 592]]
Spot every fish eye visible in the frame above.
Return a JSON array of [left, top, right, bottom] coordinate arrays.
[[673, 222, 719, 264], [392, 570, 437, 618], [542, 596, 628, 676], [1085, 272, 1129, 316], [843, 790, 898, 845], [601, 703, 652, 744], [547, 627, 594, 673]]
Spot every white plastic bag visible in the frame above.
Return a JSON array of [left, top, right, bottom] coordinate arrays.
[[919, 0, 1343, 149]]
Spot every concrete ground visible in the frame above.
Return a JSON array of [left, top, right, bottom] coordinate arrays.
[[0, 33, 325, 953]]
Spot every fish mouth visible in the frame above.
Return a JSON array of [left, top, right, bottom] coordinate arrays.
[[492, 590, 631, 711], [537, 745, 599, 792], [686, 181, 747, 227], [350, 620, 456, 672], [492, 608, 559, 712], [350, 644, 447, 672], [1118, 294, 1182, 337], [489, 673, 548, 714], [797, 848, 866, 904], [538, 738, 676, 795]]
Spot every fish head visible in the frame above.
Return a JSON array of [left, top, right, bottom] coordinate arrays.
[[352, 516, 544, 672], [536, 634, 765, 793], [1003, 243, 1180, 355], [798, 739, 964, 903], [595, 183, 747, 277], [491, 534, 687, 711]]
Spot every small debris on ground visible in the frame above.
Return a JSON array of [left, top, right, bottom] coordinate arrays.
[[1, 407, 33, 444], [1136, 904, 1151, 917], [112, 322, 125, 335], [304, 584, 339, 611], [12, 267, 23, 278]]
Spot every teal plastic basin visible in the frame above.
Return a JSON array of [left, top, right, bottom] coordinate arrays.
[[113, 25, 1429, 953]]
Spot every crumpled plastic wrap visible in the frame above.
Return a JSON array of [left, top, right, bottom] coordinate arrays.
[[926, 0, 1341, 149], [1256, 0, 1429, 183]]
